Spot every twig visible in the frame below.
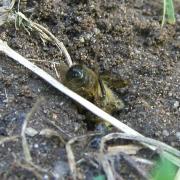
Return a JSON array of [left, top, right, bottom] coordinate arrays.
[[21, 97, 44, 162], [29, 58, 61, 65], [66, 133, 100, 179], [0, 135, 19, 145], [0, 0, 15, 26], [15, 12, 73, 67], [4, 88, 8, 103], [120, 152, 149, 179], [14, 161, 43, 180], [53, 63, 60, 79], [132, 156, 154, 166], [107, 144, 142, 155], [39, 128, 66, 144], [100, 154, 115, 180], [45, 118, 72, 138], [100, 133, 180, 162]]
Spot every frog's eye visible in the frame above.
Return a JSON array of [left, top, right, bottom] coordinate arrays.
[[66, 65, 84, 81]]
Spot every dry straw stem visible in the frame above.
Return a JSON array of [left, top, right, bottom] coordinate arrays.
[[0, 135, 19, 145], [99, 154, 115, 180], [45, 118, 72, 138], [66, 133, 100, 179], [120, 152, 149, 179], [100, 133, 180, 167], [0, 0, 16, 26], [21, 97, 44, 162], [15, 12, 73, 67], [20, 97, 54, 177], [39, 128, 66, 144], [132, 156, 154, 166], [14, 161, 43, 180], [107, 144, 142, 155]]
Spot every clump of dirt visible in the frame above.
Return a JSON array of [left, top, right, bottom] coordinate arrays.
[[0, 0, 179, 179]]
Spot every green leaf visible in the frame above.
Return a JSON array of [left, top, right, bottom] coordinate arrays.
[[93, 175, 106, 180], [162, 0, 176, 27], [151, 155, 178, 180], [166, 0, 176, 24]]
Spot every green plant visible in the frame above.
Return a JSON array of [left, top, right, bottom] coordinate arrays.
[[151, 154, 178, 180], [162, 0, 176, 27]]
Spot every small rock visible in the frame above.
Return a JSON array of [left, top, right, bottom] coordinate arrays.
[[173, 101, 179, 108], [34, 143, 39, 148], [0, 127, 7, 136], [162, 130, 169, 137], [79, 36, 85, 43], [155, 131, 161, 137], [93, 28, 100, 35], [53, 161, 70, 178], [43, 109, 48, 114], [43, 174, 49, 180], [60, 101, 64, 106], [74, 122, 81, 132], [175, 132, 180, 141], [85, 33, 93, 40], [170, 142, 176, 147], [25, 127, 38, 137]]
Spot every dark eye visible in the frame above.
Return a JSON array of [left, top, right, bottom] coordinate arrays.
[[66, 65, 84, 80]]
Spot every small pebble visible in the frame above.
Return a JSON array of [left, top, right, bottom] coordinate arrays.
[[162, 130, 169, 137], [60, 101, 64, 106], [89, 137, 101, 149], [175, 132, 180, 141], [34, 144, 39, 148], [155, 131, 161, 137], [25, 127, 38, 137], [43, 174, 49, 180], [93, 28, 100, 35], [53, 161, 70, 178], [173, 101, 179, 108], [79, 36, 85, 43]]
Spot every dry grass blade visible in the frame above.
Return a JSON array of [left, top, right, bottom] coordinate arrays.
[[66, 141, 77, 180], [120, 152, 149, 179], [39, 128, 66, 144], [21, 97, 44, 162], [132, 156, 154, 166], [107, 144, 142, 155], [0, 135, 19, 145], [0, 0, 15, 26], [13, 161, 43, 180], [66, 134, 100, 179], [0, 0, 15, 12], [45, 118, 72, 138], [100, 133, 180, 166], [28, 161, 54, 177], [15, 12, 73, 67], [99, 154, 115, 180]]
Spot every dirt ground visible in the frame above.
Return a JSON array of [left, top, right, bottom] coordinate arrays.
[[0, 0, 180, 179]]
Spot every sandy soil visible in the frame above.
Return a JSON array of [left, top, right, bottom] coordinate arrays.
[[0, 0, 179, 179]]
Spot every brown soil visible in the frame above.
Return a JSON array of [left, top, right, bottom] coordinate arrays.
[[0, 0, 179, 179]]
